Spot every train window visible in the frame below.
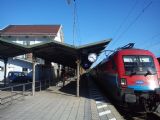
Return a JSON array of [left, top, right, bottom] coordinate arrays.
[[123, 55, 156, 75], [112, 60, 117, 70]]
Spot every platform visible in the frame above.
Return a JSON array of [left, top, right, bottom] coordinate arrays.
[[0, 78, 123, 120]]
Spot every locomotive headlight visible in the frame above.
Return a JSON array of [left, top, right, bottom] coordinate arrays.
[[158, 78, 160, 86], [148, 80, 156, 90], [121, 78, 127, 86]]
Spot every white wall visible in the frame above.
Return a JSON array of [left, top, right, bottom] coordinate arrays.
[[0, 58, 32, 81], [2, 36, 56, 46], [0, 58, 55, 82], [54, 27, 64, 42], [0, 60, 4, 81], [0, 27, 64, 82]]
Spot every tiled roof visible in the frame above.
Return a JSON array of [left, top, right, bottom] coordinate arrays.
[[0, 25, 61, 35]]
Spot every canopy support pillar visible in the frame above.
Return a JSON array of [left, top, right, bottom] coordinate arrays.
[[32, 55, 36, 96], [3, 58, 8, 87], [76, 59, 80, 97], [57, 64, 60, 83]]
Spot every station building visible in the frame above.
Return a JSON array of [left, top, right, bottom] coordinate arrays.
[[0, 25, 110, 96], [0, 25, 64, 83]]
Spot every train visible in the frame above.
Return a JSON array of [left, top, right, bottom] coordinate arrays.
[[89, 43, 160, 112]]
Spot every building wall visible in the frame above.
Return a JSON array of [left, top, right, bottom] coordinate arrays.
[[1, 28, 64, 60], [1, 26, 64, 44], [0, 58, 59, 85], [0, 58, 32, 81], [0, 58, 57, 83], [0, 26, 64, 84], [2, 36, 55, 45], [54, 27, 64, 42]]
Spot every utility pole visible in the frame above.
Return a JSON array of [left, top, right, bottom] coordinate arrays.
[[66, 0, 76, 45]]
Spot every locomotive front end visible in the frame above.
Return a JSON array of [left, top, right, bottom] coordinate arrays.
[[120, 52, 160, 112]]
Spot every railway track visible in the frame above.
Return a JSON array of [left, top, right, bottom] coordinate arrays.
[[115, 105, 160, 120], [105, 95, 160, 120], [97, 84, 160, 120]]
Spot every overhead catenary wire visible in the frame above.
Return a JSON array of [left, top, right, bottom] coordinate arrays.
[[111, 0, 153, 48], [116, 1, 152, 43], [110, 0, 139, 49], [113, 0, 138, 41], [142, 33, 160, 49]]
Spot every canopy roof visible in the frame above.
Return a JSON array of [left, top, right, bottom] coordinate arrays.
[[0, 38, 29, 59], [0, 38, 111, 68]]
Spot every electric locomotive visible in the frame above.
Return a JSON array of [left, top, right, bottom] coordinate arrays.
[[90, 43, 160, 112]]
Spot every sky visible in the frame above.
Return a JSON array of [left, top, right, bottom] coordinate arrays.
[[1, 0, 160, 66]]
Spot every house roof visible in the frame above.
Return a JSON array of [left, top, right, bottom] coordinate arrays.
[[0, 25, 61, 36]]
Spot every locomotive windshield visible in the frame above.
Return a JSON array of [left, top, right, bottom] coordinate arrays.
[[123, 55, 156, 75]]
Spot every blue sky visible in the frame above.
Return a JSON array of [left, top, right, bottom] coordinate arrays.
[[1, 0, 160, 65]]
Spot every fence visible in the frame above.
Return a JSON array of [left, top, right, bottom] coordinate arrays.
[[0, 81, 46, 106], [0, 78, 60, 107]]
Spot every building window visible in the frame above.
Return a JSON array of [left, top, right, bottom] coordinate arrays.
[[22, 68, 28, 75], [22, 68, 28, 72], [23, 41, 27, 46], [0, 66, 4, 71]]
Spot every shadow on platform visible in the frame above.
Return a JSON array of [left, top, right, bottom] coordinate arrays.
[[57, 78, 89, 98]]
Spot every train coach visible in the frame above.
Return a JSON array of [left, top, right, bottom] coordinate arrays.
[[90, 43, 160, 112]]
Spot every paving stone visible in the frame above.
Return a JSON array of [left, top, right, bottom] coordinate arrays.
[[0, 78, 124, 120]]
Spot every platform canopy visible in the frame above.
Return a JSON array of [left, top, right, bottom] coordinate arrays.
[[0, 38, 29, 59], [0, 38, 111, 68]]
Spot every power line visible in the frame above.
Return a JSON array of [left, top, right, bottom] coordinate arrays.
[[116, 1, 153, 42], [143, 33, 160, 49], [110, 0, 138, 48], [111, 0, 153, 48], [113, 0, 138, 40]]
